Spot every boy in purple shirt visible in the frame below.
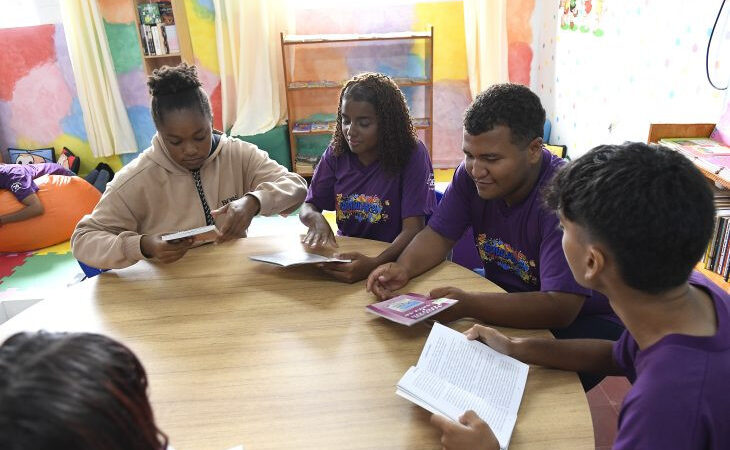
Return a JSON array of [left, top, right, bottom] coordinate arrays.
[[300, 73, 436, 283], [367, 84, 620, 390], [0, 162, 73, 226], [430, 143, 730, 450]]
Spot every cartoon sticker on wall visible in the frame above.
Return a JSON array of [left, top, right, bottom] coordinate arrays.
[[559, 0, 604, 36]]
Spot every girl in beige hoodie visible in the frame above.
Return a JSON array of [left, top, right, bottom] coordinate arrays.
[[72, 63, 307, 269]]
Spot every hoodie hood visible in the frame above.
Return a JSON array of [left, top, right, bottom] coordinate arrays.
[[147, 132, 225, 174]]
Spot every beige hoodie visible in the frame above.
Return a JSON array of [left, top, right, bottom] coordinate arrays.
[[72, 133, 307, 269]]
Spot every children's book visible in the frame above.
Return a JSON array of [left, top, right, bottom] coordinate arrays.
[[310, 122, 329, 132], [366, 293, 458, 326], [157, 1, 175, 25], [292, 122, 311, 133], [138, 3, 161, 25], [396, 323, 529, 450], [249, 251, 351, 267], [659, 137, 730, 157], [161, 225, 218, 244]]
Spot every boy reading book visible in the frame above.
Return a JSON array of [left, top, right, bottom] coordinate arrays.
[[430, 142, 730, 449], [367, 83, 621, 390]]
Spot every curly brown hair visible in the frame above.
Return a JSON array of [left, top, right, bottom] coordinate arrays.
[[148, 62, 212, 128], [330, 72, 417, 175]]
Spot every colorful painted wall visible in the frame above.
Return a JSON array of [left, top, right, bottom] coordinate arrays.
[[0, 23, 123, 174], [533, 0, 730, 158], [0, 0, 222, 173], [289, 1, 472, 168]]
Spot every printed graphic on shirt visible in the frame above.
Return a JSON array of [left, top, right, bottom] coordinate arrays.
[[428, 172, 435, 190], [10, 182, 21, 192], [476, 234, 537, 285], [336, 193, 389, 224]]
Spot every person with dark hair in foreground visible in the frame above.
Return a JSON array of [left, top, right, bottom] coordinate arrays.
[[367, 83, 622, 390], [72, 63, 307, 269], [0, 331, 167, 450], [430, 143, 730, 449]]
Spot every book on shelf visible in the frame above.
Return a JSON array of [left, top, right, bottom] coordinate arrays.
[[157, 1, 175, 25], [366, 293, 458, 326], [249, 251, 351, 267], [412, 117, 430, 128], [311, 122, 329, 132], [138, 3, 161, 25], [659, 137, 730, 157], [161, 225, 218, 244], [396, 323, 528, 450], [292, 122, 312, 133], [165, 24, 179, 53]]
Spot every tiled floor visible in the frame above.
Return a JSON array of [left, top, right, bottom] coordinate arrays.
[[587, 376, 631, 449]]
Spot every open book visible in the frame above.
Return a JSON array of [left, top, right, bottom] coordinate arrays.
[[161, 225, 218, 244], [366, 293, 458, 326], [249, 251, 351, 267], [396, 323, 528, 450]]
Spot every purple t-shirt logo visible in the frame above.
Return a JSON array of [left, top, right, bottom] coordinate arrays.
[[10, 182, 21, 192], [476, 234, 538, 286], [336, 193, 390, 224]]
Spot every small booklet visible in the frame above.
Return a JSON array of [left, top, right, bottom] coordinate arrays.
[[249, 251, 351, 267], [366, 293, 458, 326], [161, 225, 218, 244], [396, 323, 529, 450]]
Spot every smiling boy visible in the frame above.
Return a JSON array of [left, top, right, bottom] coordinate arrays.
[[367, 84, 621, 389]]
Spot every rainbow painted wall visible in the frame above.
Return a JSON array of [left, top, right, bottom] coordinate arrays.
[[0, 1, 536, 171]]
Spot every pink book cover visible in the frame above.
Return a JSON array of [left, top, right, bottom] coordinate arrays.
[[712, 101, 730, 146], [366, 293, 458, 326]]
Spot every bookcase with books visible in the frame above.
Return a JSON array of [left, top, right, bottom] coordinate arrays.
[[648, 123, 730, 291], [280, 28, 434, 177], [133, 0, 194, 75]]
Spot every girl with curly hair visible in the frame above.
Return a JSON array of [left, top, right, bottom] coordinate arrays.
[[72, 63, 307, 269], [299, 72, 436, 283]]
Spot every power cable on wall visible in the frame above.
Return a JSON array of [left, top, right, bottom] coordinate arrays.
[[707, 0, 728, 90]]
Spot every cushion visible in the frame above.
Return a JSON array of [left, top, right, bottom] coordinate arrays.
[[0, 175, 100, 252], [7, 147, 56, 165], [58, 147, 80, 174]]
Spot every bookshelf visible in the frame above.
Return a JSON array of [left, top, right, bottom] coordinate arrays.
[[280, 27, 434, 177], [648, 123, 730, 291], [132, 0, 194, 75]]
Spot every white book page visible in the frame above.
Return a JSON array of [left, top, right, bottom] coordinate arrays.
[[408, 323, 529, 449], [161, 225, 217, 241], [417, 323, 528, 414], [249, 251, 350, 267], [396, 366, 513, 449]]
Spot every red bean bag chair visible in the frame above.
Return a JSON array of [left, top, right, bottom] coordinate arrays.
[[0, 175, 100, 252]]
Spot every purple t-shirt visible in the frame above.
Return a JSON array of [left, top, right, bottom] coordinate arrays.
[[612, 272, 730, 449], [428, 149, 611, 315], [305, 141, 436, 243], [0, 163, 73, 201]]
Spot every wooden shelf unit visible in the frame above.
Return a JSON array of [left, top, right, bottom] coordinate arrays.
[[648, 123, 730, 291], [132, 0, 194, 75], [280, 27, 434, 177]]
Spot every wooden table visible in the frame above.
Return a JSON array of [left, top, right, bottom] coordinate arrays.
[[0, 235, 593, 449]]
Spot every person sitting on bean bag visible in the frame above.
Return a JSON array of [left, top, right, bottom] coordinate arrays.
[[0, 162, 74, 226]]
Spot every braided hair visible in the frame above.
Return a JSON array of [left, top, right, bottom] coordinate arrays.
[[148, 62, 212, 128], [330, 72, 417, 175]]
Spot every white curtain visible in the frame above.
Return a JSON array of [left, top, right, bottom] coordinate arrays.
[[463, 0, 509, 97], [60, 0, 137, 156], [213, 0, 292, 136]]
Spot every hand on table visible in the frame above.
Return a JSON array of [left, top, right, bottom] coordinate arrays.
[[366, 262, 410, 300], [140, 234, 194, 264], [318, 251, 375, 284], [430, 410, 499, 450], [300, 211, 338, 249]]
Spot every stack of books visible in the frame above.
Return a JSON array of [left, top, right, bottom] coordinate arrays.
[[704, 207, 730, 281], [659, 137, 730, 183], [138, 1, 179, 56]]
